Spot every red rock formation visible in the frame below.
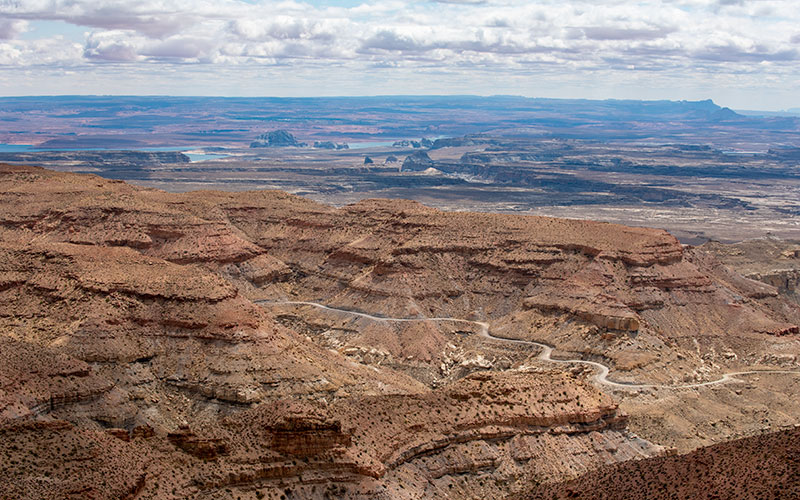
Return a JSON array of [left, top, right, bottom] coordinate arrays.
[[0, 165, 426, 433], [172, 370, 661, 497], [517, 426, 800, 500], [1, 165, 799, 499], [168, 425, 229, 459]]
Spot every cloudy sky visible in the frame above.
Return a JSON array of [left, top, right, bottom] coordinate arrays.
[[0, 0, 798, 110]]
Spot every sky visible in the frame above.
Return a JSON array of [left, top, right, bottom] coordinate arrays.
[[0, 0, 798, 110]]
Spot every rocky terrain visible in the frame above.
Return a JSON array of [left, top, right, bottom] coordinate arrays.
[[517, 426, 800, 500], [1, 163, 799, 498], [703, 238, 800, 304]]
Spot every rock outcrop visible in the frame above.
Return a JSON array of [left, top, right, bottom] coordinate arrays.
[[313, 141, 349, 150], [402, 150, 434, 170], [250, 130, 305, 148], [392, 138, 432, 148], [747, 269, 800, 302], [168, 426, 229, 459]]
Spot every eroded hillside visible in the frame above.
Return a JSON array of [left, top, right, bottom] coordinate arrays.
[[1, 164, 799, 499]]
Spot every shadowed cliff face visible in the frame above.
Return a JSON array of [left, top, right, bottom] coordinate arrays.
[[1, 164, 799, 499], [702, 238, 800, 305], [515, 426, 800, 500]]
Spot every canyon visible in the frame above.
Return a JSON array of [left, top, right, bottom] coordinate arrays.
[[1, 163, 799, 499]]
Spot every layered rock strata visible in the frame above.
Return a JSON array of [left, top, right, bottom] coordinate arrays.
[[1, 164, 799, 499]]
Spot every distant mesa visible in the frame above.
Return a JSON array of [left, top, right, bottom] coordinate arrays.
[[669, 144, 712, 152], [250, 130, 306, 148], [313, 141, 349, 150], [385, 155, 398, 163], [0, 150, 190, 166], [430, 135, 492, 149], [768, 147, 800, 160], [392, 138, 433, 149], [35, 136, 149, 149], [710, 107, 742, 122], [363, 156, 374, 165], [401, 150, 433, 170]]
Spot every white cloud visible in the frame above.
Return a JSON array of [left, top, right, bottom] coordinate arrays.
[[0, 0, 797, 108], [0, 18, 27, 39], [0, 35, 83, 66]]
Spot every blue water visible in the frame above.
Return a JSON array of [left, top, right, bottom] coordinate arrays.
[[185, 153, 228, 162], [1, 140, 440, 152], [2, 142, 393, 152], [0, 144, 35, 152], [721, 150, 766, 155], [347, 141, 397, 149]]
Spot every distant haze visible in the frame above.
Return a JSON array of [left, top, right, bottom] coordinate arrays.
[[0, 0, 798, 111]]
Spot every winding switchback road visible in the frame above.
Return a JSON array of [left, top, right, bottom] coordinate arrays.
[[257, 300, 800, 391]]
